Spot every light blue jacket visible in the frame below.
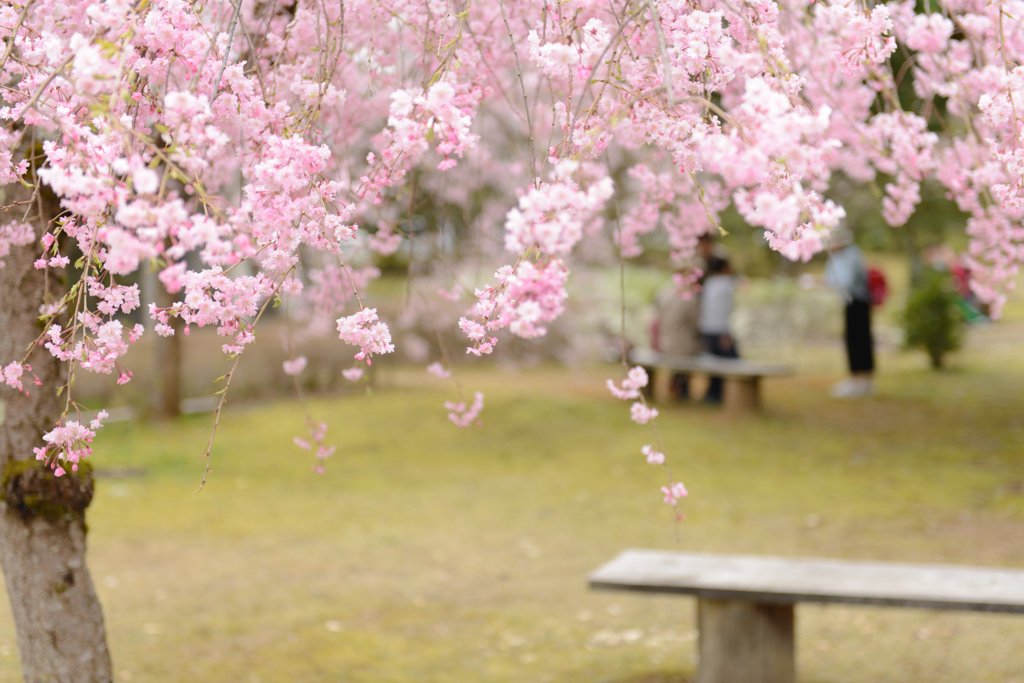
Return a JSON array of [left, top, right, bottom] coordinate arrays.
[[825, 245, 870, 303]]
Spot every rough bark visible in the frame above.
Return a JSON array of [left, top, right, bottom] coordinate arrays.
[[0, 176, 113, 682]]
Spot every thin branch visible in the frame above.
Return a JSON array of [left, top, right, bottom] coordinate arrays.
[[196, 268, 293, 492], [498, 0, 539, 187], [463, 22, 527, 121], [195, 354, 240, 493], [645, 0, 676, 107], [211, 0, 242, 103], [571, 0, 637, 123], [20, 52, 74, 114], [0, 0, 35, 77], [607, 155, 683, 530]]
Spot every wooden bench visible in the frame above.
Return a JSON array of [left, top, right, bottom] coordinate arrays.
[[590, 550, 1024, 683], [629, 349, 793, 415]]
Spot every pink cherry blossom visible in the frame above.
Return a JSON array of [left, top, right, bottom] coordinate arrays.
[[336, 309, 395, 363], [446, 392, 485, 428], [642, 445, 666, 465], [283, 357, 309, 376], [661, 482, 689, 505], [630, 403, 659, 425], [0, 222, 34, 268], [607, 367, 649, 400], [427, 362, 452, 379], [2, 362, 26, 393]]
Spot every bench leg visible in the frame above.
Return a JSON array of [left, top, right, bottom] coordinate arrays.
[[723, 377, 760, 415], [697, 598, 795, 683]]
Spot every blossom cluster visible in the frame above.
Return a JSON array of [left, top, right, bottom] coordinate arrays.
[[504, 164, 614, 257], [2, 362, 36, 395], [293, 420, 336, 475], [446, 392, 485, 428], [606, 366, 650, 401], [33, 411, 109, 477], [337, 308, 395, 363]]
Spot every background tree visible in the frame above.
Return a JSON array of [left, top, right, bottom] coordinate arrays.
[[902, 266, 966, 368]]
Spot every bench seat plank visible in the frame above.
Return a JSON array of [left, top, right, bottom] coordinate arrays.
[[629, 349, 793, 378], [590, 550, 1024, 614]]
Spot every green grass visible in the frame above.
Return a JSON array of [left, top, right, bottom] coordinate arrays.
[[1, 318, 1024, 682]]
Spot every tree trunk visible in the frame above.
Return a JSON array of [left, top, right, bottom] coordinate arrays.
[[154, 281, 182, 420], [0, 179, 112, 681]]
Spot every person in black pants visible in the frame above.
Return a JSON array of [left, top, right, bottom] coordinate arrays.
[[825, 227, 875, 397], [845, 298, 874, 375]]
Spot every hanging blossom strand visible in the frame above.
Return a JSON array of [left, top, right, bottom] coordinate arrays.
[[606, 366, 687, 520]]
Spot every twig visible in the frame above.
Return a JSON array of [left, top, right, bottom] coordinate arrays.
[[211, 0, 242, 103], [196, 268, 293, 492], [570, 0, 637, 123], [615, 195, 628, 368], [0, 0, 35, 77], [463, 22, 527, 120], [20, 52, 74, 114], [498, 0, 539, 187], [195, 354, 239, 493], [645, 0, 676, 106], [607, 156, 683, 531]]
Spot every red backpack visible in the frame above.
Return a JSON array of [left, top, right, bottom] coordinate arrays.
[[867, 267, 888, 307]]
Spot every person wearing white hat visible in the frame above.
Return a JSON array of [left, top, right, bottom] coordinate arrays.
[[825, 226, 875, 398]]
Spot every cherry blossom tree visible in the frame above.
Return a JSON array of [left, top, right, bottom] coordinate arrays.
[[2, 0, 1023, 678]]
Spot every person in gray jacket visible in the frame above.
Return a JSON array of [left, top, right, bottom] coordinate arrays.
[[825, 226, 875, 398]]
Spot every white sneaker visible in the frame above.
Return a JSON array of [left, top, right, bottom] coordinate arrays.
[[831, 377, 873, 399], [830, 379, 860, 398]]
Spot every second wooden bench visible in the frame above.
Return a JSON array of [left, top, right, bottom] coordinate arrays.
[[590, 550, 1024, 683], [629, 348, 793, 415]]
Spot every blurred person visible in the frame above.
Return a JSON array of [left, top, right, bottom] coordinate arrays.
[[697, 232, 715, 264], [696, 231, 729, 274], [699, 255, 738, 404], [825, 226, 874, 398], [654, 265, 703, 399]]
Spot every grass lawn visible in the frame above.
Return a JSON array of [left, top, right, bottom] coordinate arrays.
[[0, 308, 1023, 682]]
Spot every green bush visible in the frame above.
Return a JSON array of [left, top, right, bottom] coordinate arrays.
[[902, 267, 965, 369]]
